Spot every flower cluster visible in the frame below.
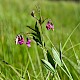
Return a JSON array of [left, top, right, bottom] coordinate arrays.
[[15, 35, 31, 47], [15, 35, 24, 45], [26, 38, 31, 47], [46, 21, 54, 30]]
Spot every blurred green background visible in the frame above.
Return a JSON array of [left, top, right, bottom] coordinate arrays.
[[0, 0, 80, 80]]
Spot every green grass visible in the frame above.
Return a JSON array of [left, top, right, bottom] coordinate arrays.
[[0, 0, 80, 80]]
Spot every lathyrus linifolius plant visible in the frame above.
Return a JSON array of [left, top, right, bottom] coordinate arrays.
[[15, 10, 73, 80], [15, 10, 54, 47]]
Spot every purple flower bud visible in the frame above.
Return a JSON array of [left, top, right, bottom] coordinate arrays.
[[26, 39, 31, 47], [15, 35, 24, 45], [46, 21, 54, 30]]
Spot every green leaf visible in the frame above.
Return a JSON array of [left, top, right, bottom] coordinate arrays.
[[35, 21, 38, 32], [31, 33, 38, 37], [26, 26, 35, 31], [59, 43, 62, 62], [41, 18, 48, 24], [39, 17, 48, 25], [52, 48, 61, 66], [35, 22, 41, 41], [47, 50, 55, 69], [41, 59, 55, 73], [33, 36, 42, 45]]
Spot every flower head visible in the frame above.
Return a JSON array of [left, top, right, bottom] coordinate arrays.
[[46, 21, 54, 30], [15, 35, 24, 45], [26, 38, 31, 47]]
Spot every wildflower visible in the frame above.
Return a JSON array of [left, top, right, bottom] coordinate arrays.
[[46, 21, 54, 30], [26, 38, 31, 47], [15, 35, 24, 45]]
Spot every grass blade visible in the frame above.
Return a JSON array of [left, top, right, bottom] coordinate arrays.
[[64, 43, 80, 53], [35, 45, 44, 80], [62, 22, 80, 52], [26, 48, 38, 79], [0, 59, 21, 78], [62, 60, 73, 80], [23, 60, 29, 78], [63, 55, 80, 74], [27, 70, 31, 80], [69, 39, 79, 66]]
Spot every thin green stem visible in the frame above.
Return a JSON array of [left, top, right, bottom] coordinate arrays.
[[62, 60, 73, 80], [45, 34, 57, 51], [0, 71, 5, 79], [64, 43, 80, 53], [27, 70, 31, 80], [0, 59, 21, 79], [35, 45, 44, 80], [69, 39, 79, 65], [56, 72, 61, 80], [26, 48, 38, 80], [62, 22, 80, 52], [60, 66, 73, 80], [23, 60, 29, 78], [45, 72, 50, 80]]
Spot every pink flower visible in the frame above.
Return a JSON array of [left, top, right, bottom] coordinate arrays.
[[46, 21, 54, 30], [26, 39, 31, 47], [15, 35, 24, 45]]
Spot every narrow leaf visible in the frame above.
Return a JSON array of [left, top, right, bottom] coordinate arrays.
[[35, 21, 39, 32], [62, 22, 80, 52], [39, 17, 42, 25], [41, 59, 55, 73], [47, 50, 55, 69], [33, 36, 42, 45], [62, 60, 73, 80], [41, 18, 48, 24], [1, 60, 21, 78], [52, 48, 61, 66], [26, 26, 36, 32], [59, 43, 62, 62], [63, 55, 80, 75], [31, 33, 37, 37], [35, 22, 41, 41]]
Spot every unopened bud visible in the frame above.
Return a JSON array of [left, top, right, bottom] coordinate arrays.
[[31, 10, 35, 17]]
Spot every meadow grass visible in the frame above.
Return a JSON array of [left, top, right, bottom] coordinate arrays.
[[0, 0, 80, 80]]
